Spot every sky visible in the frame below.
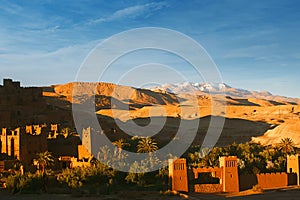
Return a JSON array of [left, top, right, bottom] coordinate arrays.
[[0, 0, 300, 97]]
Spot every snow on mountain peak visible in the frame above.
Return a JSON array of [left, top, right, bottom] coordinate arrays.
[[152, 82, 229, 94], [150, 82, 299, 104]]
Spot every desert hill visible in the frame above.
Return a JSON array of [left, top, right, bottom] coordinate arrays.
[[44, 82, 179, 106], [1, 79, 298, 147], [41, 81, 300, 147], [252, 120, 300, 146]]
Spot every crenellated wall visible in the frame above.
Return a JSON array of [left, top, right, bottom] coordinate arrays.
[[0, 79, 45, 128], [256, 173, 288, 189], [191, 156, 239, 193], [174, 156, 300, 194]]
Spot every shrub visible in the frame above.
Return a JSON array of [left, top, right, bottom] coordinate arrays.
[[125, 161, 147, 186], [57, 161, 116, 194], [6, 173, 44, 193], [6, 173, 21, 193], [57, 167, 84, 189]]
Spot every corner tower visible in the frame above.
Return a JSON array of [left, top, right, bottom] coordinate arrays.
[[219, 156, 239, 193], [287, 154, 300, 185]]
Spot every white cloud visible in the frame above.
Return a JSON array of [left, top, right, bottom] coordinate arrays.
[[0, 39, 101, 85], [89, 2, 168, 24], [0, 1, 23, 15]]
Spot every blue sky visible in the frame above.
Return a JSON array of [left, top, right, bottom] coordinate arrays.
[[0, 0, 299, 97]]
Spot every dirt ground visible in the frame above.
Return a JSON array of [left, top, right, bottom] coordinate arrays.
[[1, 188, 300, 200]]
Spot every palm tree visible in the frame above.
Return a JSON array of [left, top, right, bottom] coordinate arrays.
[[278, 138, 295, 155], [112, 138, 130, 159], [113, 138, 130, 149], [35, 151, 54, 174], [137, 137, 158, 154]]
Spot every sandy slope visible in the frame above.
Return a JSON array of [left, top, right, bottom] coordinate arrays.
[[43, 82, 300, 147], [252, 119, 300, 147]]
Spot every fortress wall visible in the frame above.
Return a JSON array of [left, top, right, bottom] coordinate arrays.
[[256, 172, 288, 189], [239, 174, 258, 191]]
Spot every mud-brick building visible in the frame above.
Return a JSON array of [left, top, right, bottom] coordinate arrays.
[[0, 78, 45, 128], [0, 125, 47, 167], [287, 154, 300, 185], [170, 156, 300, 194]]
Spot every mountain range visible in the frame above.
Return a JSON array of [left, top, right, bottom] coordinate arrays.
[[151, 82, 300, 104], [1, 79, 299, 148], [40, 81, 300, 147]]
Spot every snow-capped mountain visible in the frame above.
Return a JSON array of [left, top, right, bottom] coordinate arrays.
[[151, 82, 299, 104], [152, 82, 241, 95]]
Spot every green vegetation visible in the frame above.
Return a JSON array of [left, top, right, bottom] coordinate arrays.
[[6, 173, 45, 193], [137, 137, 158, 153], [278, 137, 295, 155], [187, 138, 298, 174], [57, 161, 115, 194], [112, 138, 130, 149], [35, 151, 54, 175], [2, 137, 299, 195]]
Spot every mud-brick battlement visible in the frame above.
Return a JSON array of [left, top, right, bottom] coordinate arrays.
[[0, 78, 43, 103], [3, 79, 20, 88], [0, 79, 45, 128], [170, 156, 300, 194], [0, 124, 58, 167], [170, 156, 239, 193]]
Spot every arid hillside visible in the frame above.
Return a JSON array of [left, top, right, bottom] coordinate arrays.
[[42, 82, 300, 147], [44, 82, 179, 107]]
